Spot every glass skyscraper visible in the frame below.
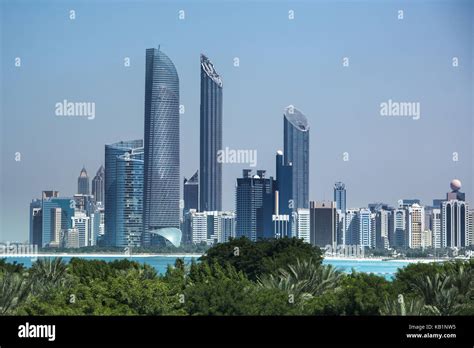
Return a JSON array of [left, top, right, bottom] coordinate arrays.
[[200, 54, 223, 212], [92, 165, 105, 206], [77, 167, 90, 195], [143, 47, 180, 246], [283, 106, 309, 210], [104, 140, 144, 247], [235, 169, 275, 241], [184, 170, 199, 214], [334, 182, 346, 212]]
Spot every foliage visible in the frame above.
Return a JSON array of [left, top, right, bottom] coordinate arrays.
[[0, 241, 472, 316], [200, 237, 323, 281]]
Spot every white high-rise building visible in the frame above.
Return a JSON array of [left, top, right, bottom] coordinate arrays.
[[407, 204, 425, 249], [72, 211, 90, 248], [431, 208, 442, 249], [190, 210, 235, 245], [292, 208, 310, 244], [421, 229, 432, 248], [468, 209, 473, 246]]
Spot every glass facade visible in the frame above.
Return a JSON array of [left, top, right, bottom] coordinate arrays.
[[105, 140, 143, 247], [143, 47, 180, 246], [283, 106, 309, 210], [200, 54, 223, 212]]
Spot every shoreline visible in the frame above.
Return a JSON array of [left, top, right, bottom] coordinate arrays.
[[1, 253, 203, 258], [1, 253, 466, 263]]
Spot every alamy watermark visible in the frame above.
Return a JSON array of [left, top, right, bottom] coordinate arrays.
[[217, 147, 257, 167], [324, 244, 365, 258], [0, 242, 38, 261], [55, 99, 95, 120], [380, 99, 420, 120]]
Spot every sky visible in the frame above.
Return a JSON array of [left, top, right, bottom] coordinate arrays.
[[1, 0, 473, 242]]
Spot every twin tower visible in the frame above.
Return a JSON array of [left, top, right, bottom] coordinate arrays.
[[142, 48, 222, 245]]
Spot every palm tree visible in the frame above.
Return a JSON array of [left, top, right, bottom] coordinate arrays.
[[257, 258, 342, 300], [29, 258, 69, 295], [0, 271, 31, 315]]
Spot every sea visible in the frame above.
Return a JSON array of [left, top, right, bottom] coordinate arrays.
[[1, 255, 416, 280]]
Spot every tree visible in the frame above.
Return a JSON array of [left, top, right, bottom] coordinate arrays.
[[201, 237, 323, 281]]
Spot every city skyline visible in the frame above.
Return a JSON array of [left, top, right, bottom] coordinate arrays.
[[1, 1, 473, 242]]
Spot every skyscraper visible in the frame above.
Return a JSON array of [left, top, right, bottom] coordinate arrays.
[[200, 54, 223, 212], [334, 182, 346, 212], [442, 200, 468, 247], [143, 47, 180, 246], [358, 208, 372, 247], [283, 105, 309, 210], [407, 203, 425, 249], [77, 167, 90, 195], [104, 140, 144, 248], [310, 201, 337, 248], [441, 180, 468, 247], [235, 169, 275, 241], [92, 165, 105, 206], [184, 170, 199, 214]]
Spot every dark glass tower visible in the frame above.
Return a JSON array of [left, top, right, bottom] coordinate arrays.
[[77, 167, 90, 195], [200, 54, 223, 212], [283, 106, 309, 210], [183, 170, 199, 213], [143, 47, 180, 246], [334, 182, 346, 212], [92, 165, 105, 205], [235, 169, 275, 241]]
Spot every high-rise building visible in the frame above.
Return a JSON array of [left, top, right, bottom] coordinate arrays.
[[283, 105, 309, 210], [345, 209, 359, 246], [334, 182, 346, 212], [431, 208, 442, 248], [393, 208, 407, 248], [29, 199, 42, 246], [310, 201, 337, 248], [143, 47, 180, 246], [92, 165, 105, 206], [105, 140, 144, 248], [441, 200, 469, 247], [375, 209, 390, 249], [275, 150, 293, 215], [468, 209, 474, 246], [189, 210, 235, 245], [407, 203, 425, 249], [77, 167, 90, 195], [71, 210, 90, 248], [358, 208, 372, 247], [184, 170, 199, 213], [41, 195, 74, 247], [235, 169, 275, 241], [293, 208, 310, 243], [61, 228, 79, 249], [200, 54, 223, 212]]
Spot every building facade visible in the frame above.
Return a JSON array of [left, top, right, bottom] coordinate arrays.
[[200, 54, 223, 212], [143, 47, 180, 246], [283, 105, 309, 210]]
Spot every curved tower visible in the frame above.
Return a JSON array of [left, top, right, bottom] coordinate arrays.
[[200, 54, 223, 212], [283, 105, 309, 210], [143, 47, 180, 246]]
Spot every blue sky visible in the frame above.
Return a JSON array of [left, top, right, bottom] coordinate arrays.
[[1, 0, 473, 242]]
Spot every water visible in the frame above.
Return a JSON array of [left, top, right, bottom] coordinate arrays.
[[2, 255, 411, 280]]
